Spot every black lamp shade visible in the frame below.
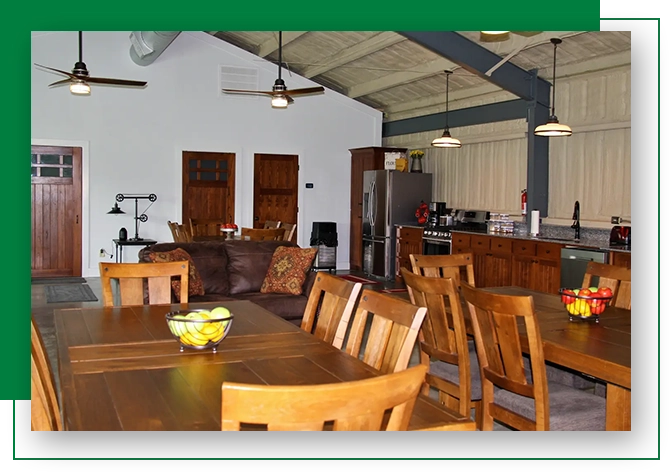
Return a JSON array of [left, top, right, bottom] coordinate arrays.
[[107, 203, 125, 215]]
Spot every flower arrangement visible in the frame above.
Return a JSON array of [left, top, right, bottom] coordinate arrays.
[[409, 150, 425, 159]]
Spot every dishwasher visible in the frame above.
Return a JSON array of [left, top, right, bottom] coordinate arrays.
[[560, 247, 609, 289]]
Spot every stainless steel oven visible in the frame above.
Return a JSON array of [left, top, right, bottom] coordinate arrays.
[[423, 237, 451, 255]]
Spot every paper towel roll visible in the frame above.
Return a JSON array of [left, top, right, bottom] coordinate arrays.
[[530, 210, 540, 235]]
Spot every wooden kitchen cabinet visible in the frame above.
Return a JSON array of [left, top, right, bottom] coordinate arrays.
[[395, 225, 424, 280], [349, 146, 407, 271], [609, 251, 631, 269], [452, 232, 562, 293]]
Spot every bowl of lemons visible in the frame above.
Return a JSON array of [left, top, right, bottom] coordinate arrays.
[[559, 287, 613, 323], [165, 307, 233, 352]]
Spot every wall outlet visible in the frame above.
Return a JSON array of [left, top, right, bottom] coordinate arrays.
[[99, 249, 106, 258]]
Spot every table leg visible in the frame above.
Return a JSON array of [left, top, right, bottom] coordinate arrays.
[[114, 243, 119, 263], [605, 384, 631, 431], [119, 245, 123, 263]]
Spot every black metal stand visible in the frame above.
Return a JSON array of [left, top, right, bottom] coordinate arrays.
[[114, 193, 157, 241]]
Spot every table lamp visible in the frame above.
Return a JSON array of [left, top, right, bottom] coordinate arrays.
[[107, 193, 157, 241]]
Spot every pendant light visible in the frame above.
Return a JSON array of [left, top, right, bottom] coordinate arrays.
[[432, 70, 461, 148], [534, 38, 572, 137]]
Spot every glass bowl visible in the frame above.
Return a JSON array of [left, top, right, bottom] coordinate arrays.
[[558, 288, 613, 322], [165, 308, 234, 352]]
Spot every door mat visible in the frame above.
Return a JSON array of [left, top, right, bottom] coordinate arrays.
[[381, 288, 408, 293], [45, 284, 98, 303], [337, 274, 381, 285], [32, 277, 87, 285]]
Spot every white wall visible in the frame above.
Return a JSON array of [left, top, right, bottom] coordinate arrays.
[[32, 31, 382, 277]]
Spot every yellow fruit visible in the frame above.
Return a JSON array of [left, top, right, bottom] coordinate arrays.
[[211, 307, 231, 319], [181, 331, 209, 346], [200, 321, 223, 338]]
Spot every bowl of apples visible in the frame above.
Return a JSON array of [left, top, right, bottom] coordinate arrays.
[[559, 287, 613, 322], [221, 223, 239, 240], [165, 307, 234, 352]]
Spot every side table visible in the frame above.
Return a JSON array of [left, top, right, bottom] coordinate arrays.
[[112, 239, 158, 263]]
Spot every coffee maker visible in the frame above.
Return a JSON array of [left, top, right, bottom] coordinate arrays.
[[428, 202, 449, 227]]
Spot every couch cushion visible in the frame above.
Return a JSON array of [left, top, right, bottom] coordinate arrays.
[[147, 248, 205, 301], [233, 292, 308, 322], [139, 241, 230, 296], [225, 240, 295, 295], [260, 246, 318, 295]]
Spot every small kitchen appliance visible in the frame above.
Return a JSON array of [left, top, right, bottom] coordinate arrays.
[[609, 225, 631, 247]]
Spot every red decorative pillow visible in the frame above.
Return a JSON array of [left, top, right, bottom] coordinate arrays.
[[260, 246, 318, 295], [148, 248, 205, 301]]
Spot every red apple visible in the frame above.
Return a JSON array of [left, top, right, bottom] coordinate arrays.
[[598, 287, 613, 298], [562, 289, 576, 304], [232, 223, 238, 230], [579, 288, 592, 298]]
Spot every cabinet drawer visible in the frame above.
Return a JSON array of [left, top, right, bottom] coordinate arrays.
[[536, 242, 562, 261], [470, 234, 490, 250], [513, 240, 537, 257], [489, 237, 512, 254], [452, 233, 471, 247], [398, 227, 423, 242]]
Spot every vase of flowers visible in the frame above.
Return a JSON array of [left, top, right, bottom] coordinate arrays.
[[409, 150, 424, 173]]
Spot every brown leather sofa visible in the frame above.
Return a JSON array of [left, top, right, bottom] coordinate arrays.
[[138, 240, 316, 326]]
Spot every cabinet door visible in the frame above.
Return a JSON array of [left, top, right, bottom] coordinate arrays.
[[349, 156, 365, 270], [532, 258, 561, 293], [484, 253, 513, 287], [610, 252, 631, 269], [512, 255, 535, 289]]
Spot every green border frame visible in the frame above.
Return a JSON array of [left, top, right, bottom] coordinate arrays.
[[15, 1, 659, 462]]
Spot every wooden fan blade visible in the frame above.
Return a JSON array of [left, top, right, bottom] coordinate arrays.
[[283, 86, 325, 97], [34, 63, 76, 79], [287, 95, 294, 104], [86, 76, 147, 87], [513, 31, 542, 37], [48, 78, 72, 87], [222, 88, 274, 96]]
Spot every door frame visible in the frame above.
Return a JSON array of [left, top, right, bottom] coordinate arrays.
[[31, 139, 90, 276]]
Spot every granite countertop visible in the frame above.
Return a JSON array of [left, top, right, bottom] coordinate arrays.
[[450, 228, 631, 254]]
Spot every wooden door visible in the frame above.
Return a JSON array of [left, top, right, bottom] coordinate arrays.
[[31, 145, 82, 277], [182, 151, 235, 224], [253, 154, 298, 236]]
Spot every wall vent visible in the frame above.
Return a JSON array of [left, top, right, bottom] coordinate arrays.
[[220, 66, 259, 99]]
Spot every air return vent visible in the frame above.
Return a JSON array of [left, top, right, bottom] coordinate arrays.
[[220, 66, 258, 99]]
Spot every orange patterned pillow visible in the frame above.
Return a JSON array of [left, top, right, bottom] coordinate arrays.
[[260, 246, 318, 295], [148, 248, 205, 301]]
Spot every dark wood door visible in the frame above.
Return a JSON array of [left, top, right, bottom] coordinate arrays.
[[31, 145, 82, 277], [182, 151, 235, 224], [253, 154, 298, 232]]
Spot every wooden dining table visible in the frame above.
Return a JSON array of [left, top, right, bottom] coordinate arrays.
[[54, 300, 476, 431], [396, 285, 631, 430]]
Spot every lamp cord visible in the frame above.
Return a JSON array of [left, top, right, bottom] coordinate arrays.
[[445, 72, 450, 129], [551, 42, 557, 116], [278, 31, 282, 81], [78, 31, 83, 63]]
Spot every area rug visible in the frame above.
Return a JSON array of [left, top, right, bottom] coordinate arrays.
[[337, 274, 381, 285], [32, 276, 87, 285], [45, 284, 98, 303]]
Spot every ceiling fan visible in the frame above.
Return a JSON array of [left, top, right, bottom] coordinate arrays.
[[34, 31, 147, 95], [479, 31, 542, 42], [222, 31, 324, 108]]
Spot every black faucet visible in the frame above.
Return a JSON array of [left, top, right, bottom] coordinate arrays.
[[571, 200, 580, 241]]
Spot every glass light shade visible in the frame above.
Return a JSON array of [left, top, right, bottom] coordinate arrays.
[[271, 94, 288, 108], [70, 80, 90, 95], [431, 129, 462, 148], [534, 116, 572, 137], [480, 31, 511, 42], [480, 31, 510, 34]]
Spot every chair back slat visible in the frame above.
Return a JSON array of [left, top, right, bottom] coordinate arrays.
[[582, 261, 631, 309], [410, 253, 476, 287], [280, 222, 297, 242], [263, 220, 281, 229], [31, 317, 62, 431], [220, 364, 427, 431], [190, 218, 228, 236], [99, 261, 189, 307], [240, 227, 285, 241]]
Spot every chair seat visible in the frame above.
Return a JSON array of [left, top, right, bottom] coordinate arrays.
[[523, 356, 596, 390], [429, 346, 482, 401], [494, 381, 606, 431]]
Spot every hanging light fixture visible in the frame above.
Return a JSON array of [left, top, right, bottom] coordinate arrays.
[[534, 38, 572, 137], [432, 70, 461, 148]]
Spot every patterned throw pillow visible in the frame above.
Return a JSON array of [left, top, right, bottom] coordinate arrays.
[[260, 246, 318, 295], [148, 248, 205, 301]]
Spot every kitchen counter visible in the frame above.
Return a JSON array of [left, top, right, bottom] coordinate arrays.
[[450, 229, 631, 253]]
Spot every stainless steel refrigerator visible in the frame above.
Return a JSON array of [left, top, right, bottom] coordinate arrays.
[[362, 170, 432, 280]]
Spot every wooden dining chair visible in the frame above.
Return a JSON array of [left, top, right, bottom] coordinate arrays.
[[240, 227, 285, 241], [409, 253, 476, 287], [220, 364, 427, 431], [401, 267, 482, 428], [189, 218, 228, 237], [31, 317, 62, 431], [280, 222, 297, 242], [300, 272, 362, 349], [582, 261, 631, 309], [342, 289, 427, 374], [99, 261, 189, 307], [263, 220, 281, 229], [167, 221, 191, 242], [167, 220, 180, 242], [460, 281, 606, 431]]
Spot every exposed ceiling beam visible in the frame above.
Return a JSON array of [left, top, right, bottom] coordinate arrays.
[[301, 32, 406, 78], [398, 31, 551, 104], [257, 31, 308, 57]]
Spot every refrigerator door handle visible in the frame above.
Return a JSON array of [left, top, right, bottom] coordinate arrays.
[[369, 181, 376, 228]]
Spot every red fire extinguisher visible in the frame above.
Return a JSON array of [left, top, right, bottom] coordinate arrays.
[[521, 189, 527, 216]]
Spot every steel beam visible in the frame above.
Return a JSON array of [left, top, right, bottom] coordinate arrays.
[[526, 70, 551, 217], [398, 31, 551, 106], [382, 99, 527, 137]]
